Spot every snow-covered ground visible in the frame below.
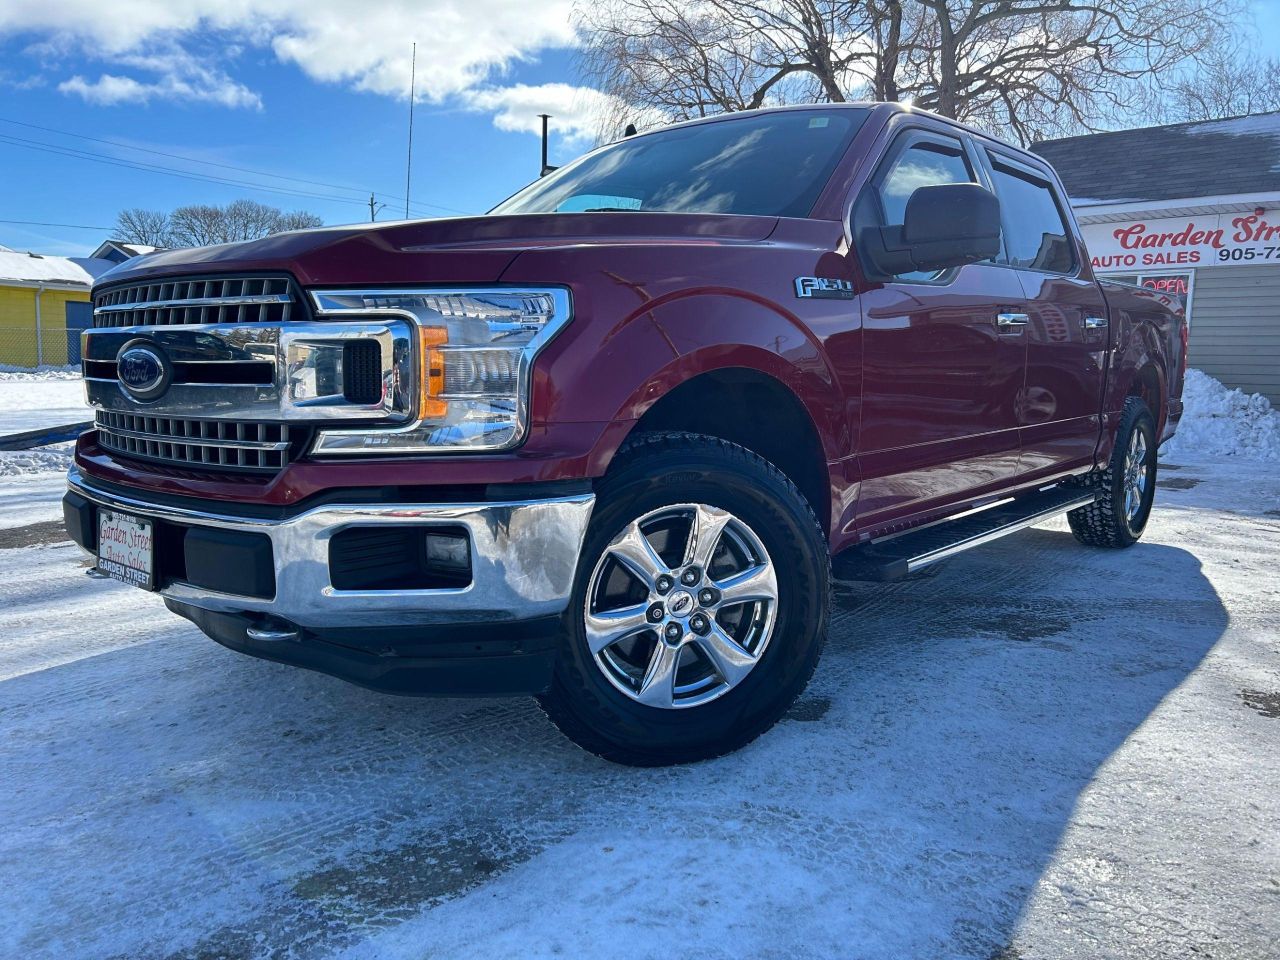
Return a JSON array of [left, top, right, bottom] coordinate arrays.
[[0, 371, 88, 478], [1, 463, 1278, 955], [0, 370, 89, 436]]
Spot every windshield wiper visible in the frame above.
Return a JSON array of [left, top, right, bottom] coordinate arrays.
[[581, 207, 643, 212]]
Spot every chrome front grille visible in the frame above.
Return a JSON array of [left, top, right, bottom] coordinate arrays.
[[93, 276, 295, 328], [95, 411, 291, 473]]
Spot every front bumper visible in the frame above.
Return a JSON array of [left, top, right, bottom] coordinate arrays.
[[65, 466, 594, 695]]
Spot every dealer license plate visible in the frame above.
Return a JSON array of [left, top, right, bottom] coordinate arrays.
[[97, 508, 156, 591]]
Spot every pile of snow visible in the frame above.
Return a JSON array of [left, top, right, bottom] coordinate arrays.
[[0, 369, 81, 381], [0, 373, 87, 476], [1162, 369, 1280, 462], [0, 445, 73, 478]]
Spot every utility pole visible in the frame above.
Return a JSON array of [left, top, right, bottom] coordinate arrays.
[[539, 114, 557, 177], [368, 193, 387, 222], [405, 42, 417, 219]]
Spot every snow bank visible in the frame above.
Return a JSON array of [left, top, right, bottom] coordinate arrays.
[[0, 446, 73, 478], [0, 375, 86, 476], [0, 369, 81, 381], [1162, 369, 1280, 462]]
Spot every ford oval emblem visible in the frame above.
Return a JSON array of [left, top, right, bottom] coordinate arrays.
[[116, 342, 171, 401]]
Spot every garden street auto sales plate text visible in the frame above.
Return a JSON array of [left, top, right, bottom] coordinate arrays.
[[97, 508, 154, 590]]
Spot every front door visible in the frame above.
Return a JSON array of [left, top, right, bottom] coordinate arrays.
[[981, 149, 1110, 475], [850, 127, 1028, 534]]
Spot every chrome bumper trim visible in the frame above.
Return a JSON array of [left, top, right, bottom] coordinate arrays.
[[68, 466, 594, 629]]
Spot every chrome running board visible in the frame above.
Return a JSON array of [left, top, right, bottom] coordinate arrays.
[[833, 485, 1098, 582]]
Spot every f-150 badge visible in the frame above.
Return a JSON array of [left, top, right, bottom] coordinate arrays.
[[795, 277, 854, 299]]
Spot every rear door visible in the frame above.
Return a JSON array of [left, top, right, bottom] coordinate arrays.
[[850, 126, 1028, 532], [980, 148, 1110, 475]]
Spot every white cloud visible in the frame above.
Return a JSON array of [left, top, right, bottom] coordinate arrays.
[[464, 83, 615, 145], [0, 69, 46, 91], [59, 53, 261, 109], [464, 82, 673, 151], [59, 74, 153, 105], [1, 1, 579, 113]]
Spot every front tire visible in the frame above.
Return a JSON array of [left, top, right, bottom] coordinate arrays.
[[1068, 397, 1157, 548], [538, 432, 830, 766]]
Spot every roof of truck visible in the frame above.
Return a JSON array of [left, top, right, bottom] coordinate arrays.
[[1031, 111, 1280, 203]]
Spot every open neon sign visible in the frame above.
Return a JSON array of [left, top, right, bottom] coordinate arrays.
[[1141, 274, 1190, 296]]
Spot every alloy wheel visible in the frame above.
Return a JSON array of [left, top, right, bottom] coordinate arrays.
[[1122, 427, 1150, 524], [583, 503, 778, 709]]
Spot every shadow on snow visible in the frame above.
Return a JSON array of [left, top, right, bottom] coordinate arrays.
[[1, 527, 1228, 959]]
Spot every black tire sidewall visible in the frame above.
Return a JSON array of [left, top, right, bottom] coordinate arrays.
[[545, 437, 828, 762], [1111, 402, 1158, 542]]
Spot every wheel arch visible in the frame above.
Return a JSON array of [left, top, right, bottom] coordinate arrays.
[[606, 364, 834, 538], [1127, 361, 1165, 422]]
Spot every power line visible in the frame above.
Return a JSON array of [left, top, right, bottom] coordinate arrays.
[[0, 116, 471, 216], [0, 132, 375, 206], [0, 132, 469, 217], [0, 219, 114, 231], [0, 115, 371, 197]]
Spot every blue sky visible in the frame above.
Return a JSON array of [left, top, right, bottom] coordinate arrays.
[[1, 0, 1277, 258], [1, 53, 579, 256], [0, 0, 599, 256]]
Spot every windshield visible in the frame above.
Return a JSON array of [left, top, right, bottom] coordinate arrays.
[[491, 108, 868, 219]]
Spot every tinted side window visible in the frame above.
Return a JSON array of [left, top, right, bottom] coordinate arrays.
[[859, 136, 976, 282], [987, 159, 1074, 273], [878, 142, 975, 225]]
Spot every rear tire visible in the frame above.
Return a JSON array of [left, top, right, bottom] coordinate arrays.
[[538, 432, 830, 766], [1068, 397, 1157, 548]]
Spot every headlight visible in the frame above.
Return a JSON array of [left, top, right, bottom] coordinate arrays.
[[308, 287, 572, 453]]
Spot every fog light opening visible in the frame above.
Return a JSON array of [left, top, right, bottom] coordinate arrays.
[[424, 529, 471, 582]]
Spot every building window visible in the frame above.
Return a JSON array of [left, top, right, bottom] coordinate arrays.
[[1097, 271, 1194, 324]]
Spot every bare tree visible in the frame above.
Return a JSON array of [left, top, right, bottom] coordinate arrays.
[[898, 0, 1227, 140], [166, 205, 228, 248], [113, 208, 172, 247], [273, 210, 325, 233], [579, 0, 877, 131], [112, 200, 325, 249], [577, 0, 1239, 143], [220, 199, 280, 242], [1158, 49, 1280, 121]]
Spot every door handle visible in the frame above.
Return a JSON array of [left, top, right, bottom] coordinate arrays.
[[1082, 316, 1109, 329], [996, 312, 1030, 329]]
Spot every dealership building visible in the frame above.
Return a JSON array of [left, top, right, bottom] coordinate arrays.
[[1034, 110, 1280, 405]]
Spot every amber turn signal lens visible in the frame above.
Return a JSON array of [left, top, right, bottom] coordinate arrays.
[[419, 326, 448, 419]]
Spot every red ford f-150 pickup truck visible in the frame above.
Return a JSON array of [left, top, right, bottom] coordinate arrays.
[[65, 103, 1186, 765]]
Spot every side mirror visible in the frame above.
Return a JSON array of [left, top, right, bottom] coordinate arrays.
[[863, 183, 1002, 277]]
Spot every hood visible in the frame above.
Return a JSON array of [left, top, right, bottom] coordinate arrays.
[[94, 213, 781, 289]]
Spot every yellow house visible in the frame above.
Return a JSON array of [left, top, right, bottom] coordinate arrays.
[[0, 248, 100, 368]]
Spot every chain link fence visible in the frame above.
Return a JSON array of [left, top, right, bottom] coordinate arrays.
[[0, 326, 75, 370], [0, 290, 89, 371]]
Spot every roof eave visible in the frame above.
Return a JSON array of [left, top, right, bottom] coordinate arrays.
[[1070, 190, 1280, 224], [0, 278, 92, 292]]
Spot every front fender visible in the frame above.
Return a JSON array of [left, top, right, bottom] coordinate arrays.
[[502, 226, 856, 478], [630, 290, 849, 458]]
